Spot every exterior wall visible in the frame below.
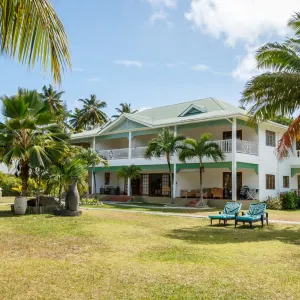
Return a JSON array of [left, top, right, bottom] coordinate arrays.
[[96, 138, 128, 150]]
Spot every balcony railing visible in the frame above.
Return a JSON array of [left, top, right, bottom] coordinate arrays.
[[96, 139, 259, 160]]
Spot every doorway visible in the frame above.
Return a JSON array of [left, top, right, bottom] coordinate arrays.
[[223, 172, 242, 199], [131, 178, 141, 196], [149, 174, 162, 196], [223, 130, 242, 140]]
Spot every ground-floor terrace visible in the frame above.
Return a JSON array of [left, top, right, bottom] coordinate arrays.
[[88, 162, 259, 205]]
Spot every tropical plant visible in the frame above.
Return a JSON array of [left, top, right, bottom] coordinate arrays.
[[77, 148, 108, 195], [240, 12, 300, 158], [145, 127, 185, 200], [116, 165, 141, 196], [0, 88, 70, 196], [0, 0, 71, 84], [40, 84, 64, 112], [69, 108, 84, 132], [178, 133, 225, 206], [78, 94, 108, 130], [112, 102, 138, 118]]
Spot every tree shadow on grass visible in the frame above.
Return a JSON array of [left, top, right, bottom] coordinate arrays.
[[165, 223, 300, 246]]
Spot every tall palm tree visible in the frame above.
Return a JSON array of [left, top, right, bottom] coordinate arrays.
[[77, 148, 108, 195], [116, 165, 141, 196], [112, 103, 138, 118], [0, 88, 70, 196], [78, 94, 108, 129], [69, 108, 84, 132], [241, 12, 300, 158], [145, 127, 185, 200], [178, 134, 225, 206], [0, 0, 71, 84], [40, 84, 64, 112]]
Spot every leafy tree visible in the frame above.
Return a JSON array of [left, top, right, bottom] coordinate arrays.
[[0, 88, 70, 196], [69, 108, 84, 132], [178, 134, 225, 206], [240, 13, 300, 158], [268, 115, 294, 126], [0, 0, 71, 84], [78, 94, 108, 130], [112, 102, 138, 118], [145, 127, 185, 200], [116, 165, 141, 196], [77, 148, 108, 195], [40, 84, 64, 113]]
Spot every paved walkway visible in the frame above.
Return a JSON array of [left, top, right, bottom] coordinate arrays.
[[83, 207, 300, 225]]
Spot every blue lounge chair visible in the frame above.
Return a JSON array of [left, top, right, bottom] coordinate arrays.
[[209, 202, 242, 226], [235, 203, 268, 228]]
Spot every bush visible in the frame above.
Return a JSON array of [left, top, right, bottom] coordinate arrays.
[[80, 198, 99, 205], [264, 196, 282, 210], [281, 192, 297, 210], [0, 172, 21, 196]]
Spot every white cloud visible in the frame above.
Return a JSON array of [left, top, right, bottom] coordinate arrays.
[[146, 0, 176, 8], [87, 77, 101, 82], [190, 64, 210, 71], [232, 45, 263, 81], [150, 10, 168, 23], [73, 67, 84, 72], [185, 0, 298, 46], [114, 60, 143, 68]]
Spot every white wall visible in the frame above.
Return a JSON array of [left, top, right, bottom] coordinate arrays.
[[96, 138, 128, 150]]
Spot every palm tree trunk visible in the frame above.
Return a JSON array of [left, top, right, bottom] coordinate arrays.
[[166, 154, 174, 204], [20, 161, 29, 197], [93, 168, 97, 196], [197, 161, 204, 206]]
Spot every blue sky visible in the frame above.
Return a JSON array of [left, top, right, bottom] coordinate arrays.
[[0, 0, 299, 117]]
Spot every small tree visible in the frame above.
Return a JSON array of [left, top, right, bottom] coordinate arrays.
[[179, 133, 225, 206], [145, 127, 185, 201], [117, 165, 141, 196]]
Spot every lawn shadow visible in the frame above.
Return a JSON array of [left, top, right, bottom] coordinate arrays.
[[165, 223, 300, 246]]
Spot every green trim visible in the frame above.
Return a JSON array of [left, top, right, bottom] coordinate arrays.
[[96, 133, 129, 140], [291, 168, 300, 177], [71, 138, 92, 144], [176, 162, 232, 172], [237, 162, 259, 175], [131, 128, 162, 138], [237, 119, 258, 134], [108, 119, 147, 132], [177, 119, 231, 132], [91, 164, 175, 173]]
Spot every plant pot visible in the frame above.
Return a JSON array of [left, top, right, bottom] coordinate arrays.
[[14, 196, 27, 215]]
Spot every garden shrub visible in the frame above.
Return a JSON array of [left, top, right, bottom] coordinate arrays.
[[265, 196, 282, 210], [0, 172, 21, 196], [80, 198, 99, 205], [280, 192, 296, 210]]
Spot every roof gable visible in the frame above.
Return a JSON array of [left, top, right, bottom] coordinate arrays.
[[106, 118, 148, 133], [178, 104, 208, 117]]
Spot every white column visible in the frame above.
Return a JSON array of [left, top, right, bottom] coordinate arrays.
[[127, 178, 131, 196], [232, 118, 237, 201], [128, 131, 132, 159], [91, 137, 96, 194], [173, 126, 177, 198]]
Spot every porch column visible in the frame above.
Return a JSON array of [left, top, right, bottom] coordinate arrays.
[[173, 125, 177, 198], [232, 118, 237, 201], [91, 137, 96, 194], [128, 131, 132, 159], [127, 178, 131, 196]]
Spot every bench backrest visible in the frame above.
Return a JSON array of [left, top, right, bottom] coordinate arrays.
[[223, 202, 242, 215], [248, 203, 266, 216]]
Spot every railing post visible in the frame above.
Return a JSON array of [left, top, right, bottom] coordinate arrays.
[[128, 132, 132, 159], [91, 137, 96, 194], [232, 118, 237, 201], [173, 125, 177, 199]]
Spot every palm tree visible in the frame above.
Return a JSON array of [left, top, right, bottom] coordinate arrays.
[[116, 165, 141, 196], [144, 127, 185, 200], [241, 12, 300, 158], [40, 85, 64, 112], [178, 134, 225, 206], [69, 108, 84, 132], [112, 103, 138, 118], [0, 0, 71, 84], [78, 94, 108, 129], [77, 148, 108, 195], [0, 88, 70, 196]]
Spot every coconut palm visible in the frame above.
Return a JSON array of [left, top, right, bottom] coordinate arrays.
[[116, 165, 141, 196], [78, 94, 108, 129], [145, 127, 185, 200], [69, 108, 84, 132], [112, 103, 138, 118], [0, 88, 70, 196], [0, 0, 71, 84], [77, 148, 109, 195], [241, 12, 300, 158], [40, 85, 64, 112], [178, 134, 225, 206]]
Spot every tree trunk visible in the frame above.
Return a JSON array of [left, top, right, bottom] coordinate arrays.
[[166, 154, 174, 204], [20, 161, 29, 197], [93, 169, 97, 196], [197, 161, 204, 206], [58, 183, 62, 206]]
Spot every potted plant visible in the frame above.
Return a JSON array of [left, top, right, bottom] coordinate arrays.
[[12, 186, 27, 215]]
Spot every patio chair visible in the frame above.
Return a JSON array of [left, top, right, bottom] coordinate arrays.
[[211, 188, 223, 199], [235, 203, 268, 228], [208, 202, 242, 226]]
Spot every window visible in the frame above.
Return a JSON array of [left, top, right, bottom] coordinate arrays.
[[223, 130, 242, 140], [142, 174, 149, 195], [266, 174, 275, 190], [104, 172, 110, 185], [266, 130, 276, 147], [283, 176, 289, 188]]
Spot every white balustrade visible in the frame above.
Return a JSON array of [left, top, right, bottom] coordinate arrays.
[[131, 147, 147, 158], [96, 148, 129, 160], [213, 140, 232, 153], [236, 139, 259, 155]]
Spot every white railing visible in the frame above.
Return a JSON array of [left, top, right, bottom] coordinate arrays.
[[96, 148, 129, 160], [131, 147, 147, 158], [236, 140, 259, 156], [213, 140, 232, 153]]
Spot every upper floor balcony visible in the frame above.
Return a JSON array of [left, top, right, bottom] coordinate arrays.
[[96, 139, 259, 161]]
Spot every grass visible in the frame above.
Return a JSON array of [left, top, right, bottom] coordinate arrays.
[[0, 206, 300, 299]]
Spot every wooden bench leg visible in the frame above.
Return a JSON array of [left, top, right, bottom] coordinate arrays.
[[235, 219, 237, 228], [250, 221, 253, 228], [210, 218, 212, 226]]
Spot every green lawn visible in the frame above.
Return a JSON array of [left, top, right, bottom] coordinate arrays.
[[0, 206, 300, 299]]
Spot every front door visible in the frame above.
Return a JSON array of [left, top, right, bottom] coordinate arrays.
[[131, 179, 141, 196], [223, 172, 242, 199]]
